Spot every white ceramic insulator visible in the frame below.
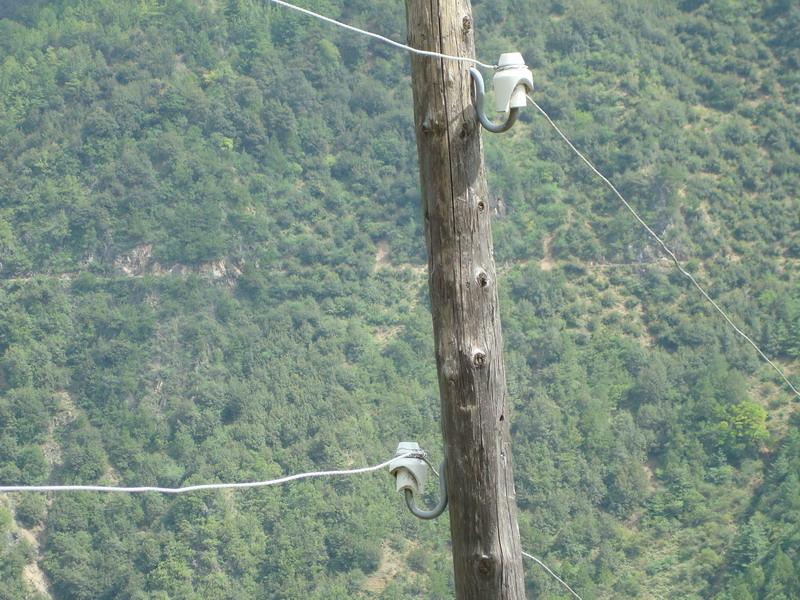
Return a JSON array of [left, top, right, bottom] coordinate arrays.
[[389, 441, 429, 496], [394, 469, 419, 494], [493, 52, 534, 113]]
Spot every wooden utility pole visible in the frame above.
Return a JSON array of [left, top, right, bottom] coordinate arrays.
[[404, 1, 526, 598]]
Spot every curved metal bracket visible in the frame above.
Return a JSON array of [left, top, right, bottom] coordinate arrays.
[[469, 68, 520, 134], [403, 459, 447, 520]]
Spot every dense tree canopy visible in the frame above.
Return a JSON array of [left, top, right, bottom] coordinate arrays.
[[1, 0, 798, 598]]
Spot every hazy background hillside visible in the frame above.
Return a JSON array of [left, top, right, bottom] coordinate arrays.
[[1, 0, 798, 598]]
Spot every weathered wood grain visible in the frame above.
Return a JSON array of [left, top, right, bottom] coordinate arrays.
[[404, 1, 526, 597]]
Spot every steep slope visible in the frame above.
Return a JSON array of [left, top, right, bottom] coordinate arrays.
[[1, 0, 798, 598]]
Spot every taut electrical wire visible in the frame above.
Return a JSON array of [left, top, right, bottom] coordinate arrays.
[[266, 0, 497, 69], [0, 454, 409, 494], [528, 95, 800, 401], [523, 551, 584, 600]]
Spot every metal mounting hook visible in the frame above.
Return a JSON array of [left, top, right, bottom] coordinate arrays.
[[404, 458, 447, 520], [469, 52, 534, 134], [389, 442, 448, 520], [469, 68, 520, 134]]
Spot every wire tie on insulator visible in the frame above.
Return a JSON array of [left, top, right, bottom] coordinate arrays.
[[388, 442, 447, 520]]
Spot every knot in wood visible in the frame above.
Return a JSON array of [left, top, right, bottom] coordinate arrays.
[[476, 555, 495, 578], [421, 114, 445, 136], [472, 348, 486, 368], [462, 16, 472, 33], [442, 360, 459, 384], [475, 269, 489, 288], [459, 119, 477, 140]]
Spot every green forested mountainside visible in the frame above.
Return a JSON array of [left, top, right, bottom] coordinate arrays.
[[0, 0, 798, 598]]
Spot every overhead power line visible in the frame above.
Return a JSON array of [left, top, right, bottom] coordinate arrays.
[[528, 95, 800, 401], [258, 2, 799, 401], [0, 453, 409, 494], [266, 0, 497, 69], [0, 447, 581, 599], [522, 551, 584, 600]]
